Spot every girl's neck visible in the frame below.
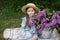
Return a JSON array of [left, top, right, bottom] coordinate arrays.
[[29, 16, 32, 18]]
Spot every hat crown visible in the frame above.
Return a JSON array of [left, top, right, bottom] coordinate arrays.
[[27, 3, 36, 6], [22, 3, 39, 13]]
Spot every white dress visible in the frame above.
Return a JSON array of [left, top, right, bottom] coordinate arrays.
[[17, 17, 37, 40]]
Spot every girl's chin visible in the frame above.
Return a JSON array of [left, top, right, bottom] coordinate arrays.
[[29, 16, 33, 17]]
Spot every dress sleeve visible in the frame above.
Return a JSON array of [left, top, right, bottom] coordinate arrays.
[[21, 17, 26, 28]]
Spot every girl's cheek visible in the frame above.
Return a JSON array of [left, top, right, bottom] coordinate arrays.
[[27, 12, 30, 15], [32, 13, 35, 15]]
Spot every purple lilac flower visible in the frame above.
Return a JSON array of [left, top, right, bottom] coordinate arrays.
[[38, 10, 46, 18], [36, 17, 47, 32], [32, 10, 46, 20], [31, 10, 60, 33], [56, 11, 60, 15], [43, 13, 57, 28], [32, 9, 46, 26], [37, 24, 42, 30], [41, 18, 46, 23], [51, 13, 57, 19], [49, 13, 57, 27], [57, 19, 60, 24], [56, 11, 60, 24], [51, 11, 60, 25], [29, 18, 36, 26], [44, 19, 57, 28], [50, 19, 56, 27], [38, 28, 43, 34], [37, 24, 44, 33], [56, 11, 60, 19]]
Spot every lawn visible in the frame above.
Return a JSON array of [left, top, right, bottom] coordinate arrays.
[[0, 8, 24, 40], [0, 18, 22, 40]]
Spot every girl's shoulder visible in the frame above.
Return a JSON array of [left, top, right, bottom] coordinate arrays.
[[22, 17, 26, 19], [22, 17, 26, 20]]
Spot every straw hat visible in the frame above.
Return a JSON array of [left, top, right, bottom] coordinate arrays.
[[21, 3, 39, 13]]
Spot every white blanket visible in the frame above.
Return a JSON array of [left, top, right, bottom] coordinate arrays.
[[3, 28, 60, 40], [3, 28, 20, 39]]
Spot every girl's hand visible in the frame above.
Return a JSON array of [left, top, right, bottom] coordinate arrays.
[[22, 34, 26, 39], [29, 36, 38, 40]]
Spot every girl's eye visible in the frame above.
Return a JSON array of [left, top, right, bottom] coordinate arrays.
[[28, 11, 30, 12], [32, 10, 34, 12]]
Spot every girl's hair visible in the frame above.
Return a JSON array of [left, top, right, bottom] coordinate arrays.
[[25, 7, 35, 28]]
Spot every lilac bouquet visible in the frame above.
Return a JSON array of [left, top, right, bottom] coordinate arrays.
[[56, 11, 60, 24], [32, 9, 60, 34]]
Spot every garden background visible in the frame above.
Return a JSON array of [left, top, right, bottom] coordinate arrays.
[[0, 0, 60, 40]]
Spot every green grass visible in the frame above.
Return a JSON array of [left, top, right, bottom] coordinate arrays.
[[0, 4, 25, 39], [0, 19, 21, 33], [0, 18, 22, 40], [0, 34, 5, 40], [0, 8, 24, 40]]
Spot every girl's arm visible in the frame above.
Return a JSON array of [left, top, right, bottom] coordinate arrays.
[[29, 36, 38, 40], [29, 29, 38, 40], [21, 17, 26, 28], [29, 26, 38, 40]]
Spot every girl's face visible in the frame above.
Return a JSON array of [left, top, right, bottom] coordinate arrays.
[[26, 8, 35, 17]]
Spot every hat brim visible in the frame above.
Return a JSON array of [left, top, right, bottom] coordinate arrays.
[[22, 5, 39, 13]]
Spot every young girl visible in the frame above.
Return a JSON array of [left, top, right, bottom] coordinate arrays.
[[17, 3, 39, 40]]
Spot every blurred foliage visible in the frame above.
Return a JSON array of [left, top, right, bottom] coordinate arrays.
[[0, 0, 60, 19], [0, 0, 60, 20]]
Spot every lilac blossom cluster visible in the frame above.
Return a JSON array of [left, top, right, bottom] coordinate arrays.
[[32, 10, 60, 33]]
